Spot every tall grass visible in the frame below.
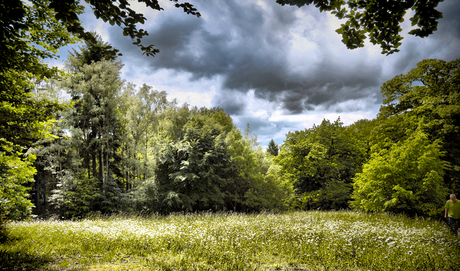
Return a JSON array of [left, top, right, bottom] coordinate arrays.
[[1, 211, 459, 270]]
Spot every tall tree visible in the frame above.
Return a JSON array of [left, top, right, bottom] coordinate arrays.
[[119, 83, 169, 188], [65, 35, 124, 184], [267, 139, 279, 156], [228, 131, 290, 211], [47, 37, 127, 215], [378, 58, 460, 191]]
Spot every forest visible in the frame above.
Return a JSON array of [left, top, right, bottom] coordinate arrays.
[[3, 34, 459, 221], [1, 0, 459, 223]]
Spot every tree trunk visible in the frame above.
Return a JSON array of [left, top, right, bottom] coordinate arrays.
[[100, 144, 105, 187], [92, 152, 97, 180]]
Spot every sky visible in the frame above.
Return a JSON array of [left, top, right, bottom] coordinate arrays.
[[52, 0, 460, 147]]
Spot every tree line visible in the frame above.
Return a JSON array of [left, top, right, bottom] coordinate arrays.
[[1, 0, 457, 222], [9, 35, 460, 219]]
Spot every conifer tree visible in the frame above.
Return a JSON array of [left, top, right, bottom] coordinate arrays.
[[49, 35, 126, 215], [267, 139, 279, 156]]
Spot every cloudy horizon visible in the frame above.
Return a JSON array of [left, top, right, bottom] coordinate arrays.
[[52, 0, 460, 147]]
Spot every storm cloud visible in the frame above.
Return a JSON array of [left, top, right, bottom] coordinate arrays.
[[111, 0, 388, 111], [85, 0, 460, 145]]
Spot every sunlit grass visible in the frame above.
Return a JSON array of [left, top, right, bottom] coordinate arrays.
[[1, 211, 459, 270]]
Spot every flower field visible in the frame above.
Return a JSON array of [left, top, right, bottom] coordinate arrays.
[[1, 211, 459, 270]]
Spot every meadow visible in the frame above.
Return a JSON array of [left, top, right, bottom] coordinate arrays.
[[1, 211, 459, 270]]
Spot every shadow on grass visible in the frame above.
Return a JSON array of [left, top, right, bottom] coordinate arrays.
[[0, 219, 52, 270], [1, 231, 53, 271], [0, 248, 53, 271]]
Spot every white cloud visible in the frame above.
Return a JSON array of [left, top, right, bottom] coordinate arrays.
[[122, 67, 221, 108]]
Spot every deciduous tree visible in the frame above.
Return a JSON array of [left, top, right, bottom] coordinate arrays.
[[351, 129, 448, 216], [277, 0, 444, 54], [1, 0, 77, 220], [378, 58, 460, 191], [120, 84, 169, 186], [277, 118, 365, 209], [154, 108, 231, 212]]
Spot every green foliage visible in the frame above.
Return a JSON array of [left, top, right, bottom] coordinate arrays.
[[276, 0, 444, 54], [119, 83, 170, 188], [69, 32, 120, 65], [0, 144, 36, 220], [345, 118, 377, 158], [241, 155, 283, 210], [1, 0, 78, 75], [350, 58, 460, 216], [292, 180, 352, 210], [145, 107, 291, 213], [59, 174, 100, 219], [154, 109, 231, 212], [267, 139, 279, 156], [222, 128, 251, 210], [1, 0, 77, 221], [44, 40, 128, 217], [98, 178, 128, 214], [351, 129, 448, 216], [65, 54, 124, 181], [258, 162, 293, 210], [0, 214, 7, 243], [225, 128, 291, 211], [277, 118, 365, 209], [0, 0, 75, 153], [378, 58, 460, 191]]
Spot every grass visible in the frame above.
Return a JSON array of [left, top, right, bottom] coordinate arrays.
[[1, 211, 459, 270]]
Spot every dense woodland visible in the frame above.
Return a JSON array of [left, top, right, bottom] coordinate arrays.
[[11, 37, 460, 219], [1, 0, 458, 222], [28, 37, 293, 218]]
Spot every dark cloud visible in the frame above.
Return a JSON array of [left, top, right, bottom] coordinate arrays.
[[111, 0, 387, 113], [385, 0, 460, 76], [435, 1, 460, 43], [124, 0, 293, 80], [392, 40, 422, 73], [62, 0, 459, 147], [109, 0, 459, 118]]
